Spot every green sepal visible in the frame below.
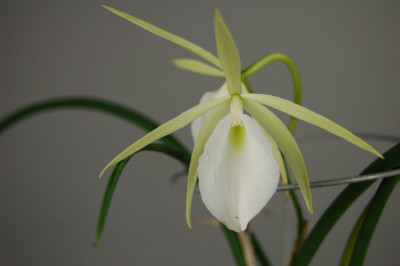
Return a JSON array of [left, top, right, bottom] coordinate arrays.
[[100, 96, 230, 176], [172, 58, 225, 77], [186, 101, 230, 228], [214, 10, 242, 95], [103, 6, 221, 68], [242, 93, 382, 158], [243, 99, 313, 214]]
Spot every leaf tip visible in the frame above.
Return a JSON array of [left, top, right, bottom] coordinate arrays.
[[307, 202, 314, 215], [187, 219, 193, 230], [186, 209, 193, 229], [214, 9, 224, 25], [171, 58, 180, 66], [99, 164, 112, 178], [367, 146, 384, 159], [102, 5, 112, 11]]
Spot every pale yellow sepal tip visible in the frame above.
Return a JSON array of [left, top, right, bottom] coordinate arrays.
[[309, 205, 315, 215], [99, 166, 109, 178], [187, 217, 193, 230]]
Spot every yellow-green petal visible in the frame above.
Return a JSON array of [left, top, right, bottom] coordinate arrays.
[[214, 10, 242, 95], [100, 96, 230, 176], [103, 6, 221, 68], [243, 99, 313, 214], [257, 126, 289, 198], [186, 102, 230, 229], [172, 58, 225, 77], [242, 94, 383, 158], [264, 129, 289, 186]]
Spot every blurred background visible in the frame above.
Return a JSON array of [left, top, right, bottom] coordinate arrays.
[[1, 1, 400, 265]]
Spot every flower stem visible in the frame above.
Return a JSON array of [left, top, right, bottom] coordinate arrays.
[[242, 54, 306, 260], [241, 53, 302, 134]]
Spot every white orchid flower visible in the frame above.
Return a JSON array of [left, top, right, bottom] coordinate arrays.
[[101, 6, 382, 232]]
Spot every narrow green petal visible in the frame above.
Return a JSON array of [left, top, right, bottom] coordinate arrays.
[[259, 126, 289, 198], [172, 58, 225, 77], [243, 99, 313, 214], [270, 135, 289, 186], [255, 123, 288, 186], [103, 6, 221, 68], [340, 205, 368, 266], [100, 96, 230, 176], [186, 102, 230, 228], [242, 94, 383, 158], [214, 10, 241, 95]]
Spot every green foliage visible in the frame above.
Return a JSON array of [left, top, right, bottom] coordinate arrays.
[[291, 143, 400, 266]]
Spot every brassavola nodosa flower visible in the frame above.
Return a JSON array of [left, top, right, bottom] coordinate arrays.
[[100, 6, 382, 232]]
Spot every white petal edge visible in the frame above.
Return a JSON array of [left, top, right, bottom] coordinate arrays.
[[186, 102, 230, 228], [243, 99, 313, 214], [197, 113, 280, 232], [261, 126, 289, 187], [191, 83, 229, 141], [100, 95, 230, 176]]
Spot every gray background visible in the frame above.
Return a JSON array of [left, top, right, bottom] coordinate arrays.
[[1, 1, 400, 265]]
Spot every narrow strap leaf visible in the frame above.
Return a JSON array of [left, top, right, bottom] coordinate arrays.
[[101, 96, 230, 176], [251, 232, 272, 266], [291, 142, 400, 266], [94, 143, 190, 245], [348, 174, 400, 265], [340, 204, 369, 266], [242, 93, 382, 158], [214, 10, 242, 95], [0, 97, 188, 155], [243, 99, 313, 214], [103, 6, 221, 68], [186, 102, 230, 228], [172, 58, 225, 77], [221, 224, 246, 266]]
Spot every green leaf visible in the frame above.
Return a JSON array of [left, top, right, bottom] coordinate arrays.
[[340, 204, 369, 266], [103, 6, 221, 68], [291, 142, 400, 266], [172, 58, 225, 77], [242, 93, 382, 158], [251, 232, 272, 266], [0, 97, 247, 266], [100, 96, 230, 176], [348, 173, 400, 265], [221, 224, 246, 266], [241, 53, 302, 134], [243, 99, 313, 214], [94, 155, 130, 245], [186, 102, 229, 228], [0, 97, 188, 155], [94, 143, 190, 245], [214, 10, 242, 95]]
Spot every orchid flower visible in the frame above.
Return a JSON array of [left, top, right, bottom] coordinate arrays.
[[100, 6, 382, 232]]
